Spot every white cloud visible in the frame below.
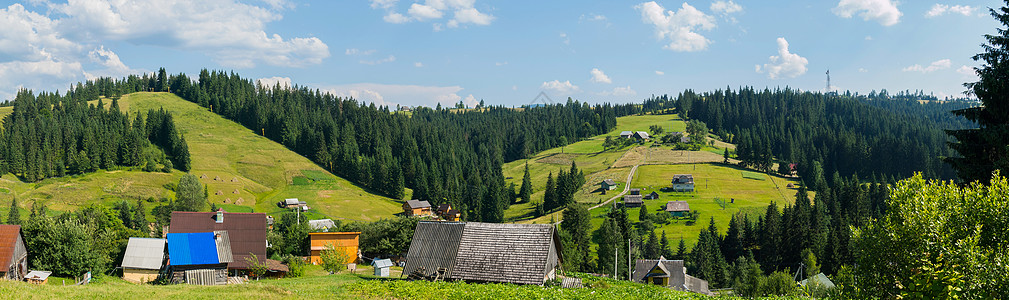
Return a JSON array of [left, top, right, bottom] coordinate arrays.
[[710, 1, 742, 14], [84, 45, 140, 80], [345, 48, 376, 55], [495, 61, 508, 66], [53, 0, 330, 68], [865, 35, 873, 40], [580, 13, 607, 22], [858, 68, 868, 73], [655, 70, 665, 75], [372, 0, 494, 30], [833, 0, 902, 26], [635, 1, 716, 52], [590, 68, 612, 84], [359, 55, 396, 65], [462, 94, 478, 107], [541, 80, 580, 94], [414, 62, 424, 67], [560, 32, 570, 45], [321, 82, 473, 108], [755, 37, 809, 79], [598, 86, 637, 97], [260, 0, 294, 11], [956, 65, 975, 76], [256, 76, 291, 88], [902, 59, 952, 73], [925, 4, 976, 18]]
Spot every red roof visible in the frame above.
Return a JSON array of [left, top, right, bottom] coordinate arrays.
[[170, 211, 267, 269], [0, 225, 22, 268]]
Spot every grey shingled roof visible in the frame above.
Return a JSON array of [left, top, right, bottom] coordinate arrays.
[[122, 238, 167, 270], [665, 201, 690, 212], [602, 179, 616, 185], [213, 231, 234, 263], [624, 194, 643, 203], [405, 200, 432, 209], [672, 174, 694, 184], [308, 219, 335, 230], [403, 221, 562, 285]]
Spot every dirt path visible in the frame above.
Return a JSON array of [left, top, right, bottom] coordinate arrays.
[[554, 163, 639, 225]]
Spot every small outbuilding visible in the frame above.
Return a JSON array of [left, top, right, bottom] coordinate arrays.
[[24, 270, 51, 285], [308, 219, 336, 231], [633, 259, 709, 295], [121, 237, 167, 284], [633, 131, 651, 140], [436, 204, 461, 221], [278, 198, 309, 210], [620, 131, 634, 139], [371, 258, 393, 277], [800, 273, 836, 289], [629, 188, 641, 195], [403, 200, 432, 217], [644, 191, 660, 200], [599, 179, 617, 190], [309, 232, 360, 265], [665, 201, 690, 218], [0, 225, 28, 281], [166, 231, 233, 285], [623, 195, 644, 208]]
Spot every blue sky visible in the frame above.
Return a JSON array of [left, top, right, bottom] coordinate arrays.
[[0, 0, 998, 107]]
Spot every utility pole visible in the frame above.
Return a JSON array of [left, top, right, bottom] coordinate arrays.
[[628, 238, 632, 281], [614, 244, 618, 280]]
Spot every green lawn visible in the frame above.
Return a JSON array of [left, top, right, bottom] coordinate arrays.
[[0, 92, 402, 223]]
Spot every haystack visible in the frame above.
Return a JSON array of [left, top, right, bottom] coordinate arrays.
[[214, 176, 221, 181], [231, 177, 239, 182], [236, 198, 245, 205], [786, 183, 795, 188], [232, 189, 239, 194], [215, 190, 224, 195], [224, 198, 231, 204], [200, 174, 208, 179]]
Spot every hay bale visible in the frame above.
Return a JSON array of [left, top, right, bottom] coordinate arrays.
[[214, 176, 221, 181], [200, 174, 208, 179], [232, 189, 239, 194], [215, 190, 224, 195], [236, 198, 244, 205], [231, 177, 239, 182], [224, 198, 231, 204]]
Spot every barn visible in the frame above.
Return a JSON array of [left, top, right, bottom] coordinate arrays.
[[170, 210, 286, 275], [0, 225, 28, 281], [121, 237, 167, 283], [166, 231, 232, 285]]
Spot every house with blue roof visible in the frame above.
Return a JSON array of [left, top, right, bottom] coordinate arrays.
[[166, 231, 233, 285]]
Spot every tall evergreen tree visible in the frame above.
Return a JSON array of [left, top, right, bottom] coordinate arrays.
[[519, 163, 532, 203], [561, 204, 592, 271], [6, 196, 20, 225]]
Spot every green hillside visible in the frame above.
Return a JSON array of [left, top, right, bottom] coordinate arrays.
[[0, 106, 11, 120], [0, 92, 401, 222]]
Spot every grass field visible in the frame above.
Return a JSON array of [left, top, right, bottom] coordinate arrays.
[[0, 106, 11, 120], [0, 92, 402, 222]]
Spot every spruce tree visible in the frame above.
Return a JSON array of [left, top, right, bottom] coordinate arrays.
[[519, 163, 532, 203], [676, 238, 687, 260], [660, 230, 673, 259], [6, 196, 20, 225], [644, 230, 660, 259], [543, 173, 556, 211], [638, 204, 649, 222]]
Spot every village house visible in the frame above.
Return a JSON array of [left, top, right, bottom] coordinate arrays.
[[664, 201, 690, 218], [121, 237, 167, 284], [620, 131, 634, 139], [309, 232, 360, 265], [0, 225, 28, 281], [166, 231, 232, 285], [278, 198, 309, 211], [308, 219, 335, 231], [170, 210, 287, 276], [371, 258, 393, 277], [623, 194, 644, 208], [644, 191, 660, 200], [436, 204, 461, 222], [599, 179, 617, 190], [633, 131, 650, 140], [629, 188, 641, 195], [632, 259, 710, 295], [671, 174, 695, 192], [403, 221, 562, 285], [403, 200, 433, 217]]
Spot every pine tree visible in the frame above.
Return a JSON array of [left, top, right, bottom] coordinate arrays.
[[519, 163, 532, 203], [134, 199, 147, 234], [561, 204, 591, 271], [543, 173, 556, 211], [676, 238, 687, 260], [6, 196, 20, 225], [644, 230, 660, 259], [638, 204, 649, 222], [660, 230, 673, 259]]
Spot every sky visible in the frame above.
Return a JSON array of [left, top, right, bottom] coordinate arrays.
[[0, 0, 999, 107]]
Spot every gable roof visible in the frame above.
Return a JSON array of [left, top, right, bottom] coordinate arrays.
[[403, 221, 562, 285], [632, 259, 685, 283], [372, 258, 394, 269], [308, 219, 335, 230], [629, 188, 641, 195], [601, 179, 616, 185], [122, 238, 167, 269], [665, 201, 690, 212], [800, 273, 835, 288], [634, 131, 650, 139], [624, 194, 643, 203], [672, 174, 694, 184], [212, 231, 234, 263], [405, 200, 432, 209], [620, 131, 633, 136], [0, 225, 22, 268], [170, 211, 265, 269], [167, 232, 220, 266]]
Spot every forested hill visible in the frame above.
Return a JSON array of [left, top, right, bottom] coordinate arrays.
[[644, 87, 964, 185], [162, 69, 619, 222]]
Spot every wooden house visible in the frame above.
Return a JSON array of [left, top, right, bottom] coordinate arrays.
[[632, 259, 709, 295], [620, 131, 634, 139], [278, 198, 308, 210], [166, 231, 232, 285], [436, 204, 461, 221], [170, 210, 286, 275], [0, 225, 28, 281], [633, 131, 650, 140], [599, 179, 617, 190], [403, 221, 562, 285], [24, 270, 50, 284], [629, 188, 641, 195], [371, 258, 393, 277], [121, 237, 167, 283], [665, 201, 690, 217], [671, 174, 695, 192], [309, 232, 360, 265], [644, 191, 660, 200], [403, 200, 433, 217], [623, 195, 644, 208]]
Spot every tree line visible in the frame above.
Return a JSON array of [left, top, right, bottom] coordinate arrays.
[[163, 69, 620, 222]]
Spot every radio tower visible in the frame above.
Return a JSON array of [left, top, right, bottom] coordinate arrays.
[[825, 69, 831, 94]]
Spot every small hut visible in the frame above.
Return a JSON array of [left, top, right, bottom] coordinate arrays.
[[371, 259, 393, 277], [166, 231, 232, 285], [122, 237, 167, 284], [24, 271, 51, 284], [0, 225, 28, 280], [786, 183, 795, 188]]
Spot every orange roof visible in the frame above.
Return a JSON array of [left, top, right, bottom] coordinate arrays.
[[0, 225, 22, 268]]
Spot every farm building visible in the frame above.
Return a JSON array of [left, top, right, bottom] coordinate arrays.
[[170, 210, 287, 275], [166, 231, 232, 285], [403, 200, 433, 217], [436, 204, 461, 221], [403, 221, 562, 285], [629, 188, 641, 195], [599, 179, 617, 190], [623, 195, 643, 208], [24, 270, 50, 284], [633, 131, 650, 140], [278, 198, 309, 210], [371, 259, 393, 277], [644, 191, 660, 200], [309, 232, 360, 265], [632, 259, 709, 295], [664, 201, 690, 217], [121, 237, 167, 283], [620, 131, 633, 139], [800, 273, 835, 289], [671, 174, 695, 192], [0, 225, 28, 281], [308, 219, 335, 231]]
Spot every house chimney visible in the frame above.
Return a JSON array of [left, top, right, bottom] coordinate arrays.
[[216, 209, 224, 224]]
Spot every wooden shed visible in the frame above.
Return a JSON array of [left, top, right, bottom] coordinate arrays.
[[371, 259, 393, 277], [599, 179, 617, 190], [24, 270, 50, 284], [403, 221, 563, 285], [0, 225, 28, 281], [166, 231, 232, 285], [121, 237, 167, 283], [309, 232, 360, 265]]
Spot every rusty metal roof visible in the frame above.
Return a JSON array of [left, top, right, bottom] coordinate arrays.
[[170, 212, 266, 269], [0, 225, 21, 268]]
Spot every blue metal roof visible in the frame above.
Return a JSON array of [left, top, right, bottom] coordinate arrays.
[[167, 232, 220, 266]]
